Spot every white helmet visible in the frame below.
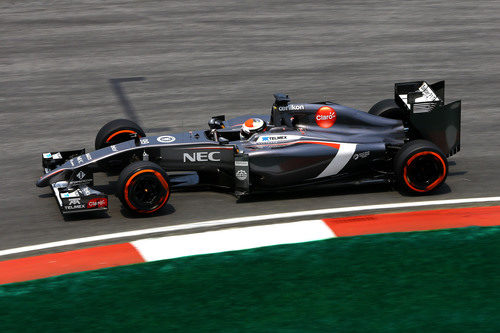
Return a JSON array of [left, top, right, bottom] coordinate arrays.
[[240, 118, 267, 139]]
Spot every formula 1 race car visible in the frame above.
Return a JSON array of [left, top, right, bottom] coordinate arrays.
[[37, 80, 461, 215]]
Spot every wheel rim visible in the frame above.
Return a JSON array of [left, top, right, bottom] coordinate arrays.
[[404, 151, 446, 192], [124, 170, 169, 213]]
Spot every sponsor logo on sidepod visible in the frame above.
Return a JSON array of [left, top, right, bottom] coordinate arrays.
[[353, 151, 370, 160], [261, 135, 287, 142], [257, 135, 301, 143], [183, 152, 221, 162], [157, 135, 176, 143], [315, 106, 337, 128]]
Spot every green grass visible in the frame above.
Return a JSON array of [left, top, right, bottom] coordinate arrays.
[[1, 226, 499, 332]]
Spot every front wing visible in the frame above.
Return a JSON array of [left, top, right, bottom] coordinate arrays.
[[42, 150, 108, 215]]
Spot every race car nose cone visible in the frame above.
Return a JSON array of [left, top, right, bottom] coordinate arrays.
[[36, 177, 47, 187], [36, 168, 65, 187]]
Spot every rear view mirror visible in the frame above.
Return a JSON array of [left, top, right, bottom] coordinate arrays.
[[209, 115, 225, 129]]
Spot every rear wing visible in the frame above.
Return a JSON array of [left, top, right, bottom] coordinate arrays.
[[395, 80, 461, 156]]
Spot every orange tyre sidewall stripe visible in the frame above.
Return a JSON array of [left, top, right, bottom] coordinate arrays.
[[106, 130, 140, 143], [403, 151, 447, 193], [124, 169, 170, 213]]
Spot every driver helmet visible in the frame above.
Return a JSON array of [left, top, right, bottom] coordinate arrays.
[[240, 118, 267, 139]]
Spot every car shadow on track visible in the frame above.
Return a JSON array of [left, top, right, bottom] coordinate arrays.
[[62, 211, 111, 222], [119, 204, 176, 219], [236, 182, 452, 204], [447, 161, 469, 177]]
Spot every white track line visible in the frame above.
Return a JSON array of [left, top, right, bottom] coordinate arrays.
[[1, 196, 499, 257]]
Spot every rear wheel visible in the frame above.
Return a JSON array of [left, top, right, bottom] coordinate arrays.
[[117, 161, 170, 214], [394, 140, 448, 194], [368, 99, 404, 120]]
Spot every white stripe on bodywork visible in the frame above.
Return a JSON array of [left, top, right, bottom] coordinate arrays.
[[315, 143, 357, 178]]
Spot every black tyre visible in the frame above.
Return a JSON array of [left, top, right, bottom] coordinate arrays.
[[95, 119, 145, 150], [117, 161, 170, 214], [368, 99, 404, 120], [394, 140, 448, 194]]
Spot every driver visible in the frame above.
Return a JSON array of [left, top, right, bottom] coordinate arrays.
[[240, 118, 267, 140]]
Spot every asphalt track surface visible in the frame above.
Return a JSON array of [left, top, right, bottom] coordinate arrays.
[[1, 1, 499, 258]]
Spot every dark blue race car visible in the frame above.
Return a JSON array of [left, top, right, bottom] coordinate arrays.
[[37, 80, 461, 216]]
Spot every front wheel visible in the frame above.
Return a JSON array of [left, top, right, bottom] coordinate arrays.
[[394, 140, 448, 194], [95, 119, 146, 150], [95, 119, 146, 172], [117, 161, 170, 214]]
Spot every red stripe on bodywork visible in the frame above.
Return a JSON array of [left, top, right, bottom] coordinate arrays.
[[323, 206, 500, 237], [300, 141, 341, 149], [0, 243, 144, 285]]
